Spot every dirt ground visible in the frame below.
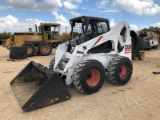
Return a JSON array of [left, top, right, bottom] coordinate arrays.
[[0, 46, 160, 120]]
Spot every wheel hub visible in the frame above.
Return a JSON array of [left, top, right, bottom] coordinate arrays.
[[42, 45, 49, 53], [86, 68, 100, 87], [27, 47, 32, 54], [86, 73, 92, 79], [119, 63, 128, 79]]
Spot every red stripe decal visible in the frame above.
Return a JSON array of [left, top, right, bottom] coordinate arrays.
[[97, 36, 103, 42]]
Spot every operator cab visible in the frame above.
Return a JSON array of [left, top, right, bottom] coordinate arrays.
[[39, 23, 61, 40], [68, 16, 110, 47]]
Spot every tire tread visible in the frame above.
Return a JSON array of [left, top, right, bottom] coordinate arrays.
[[106, 56, 133, 86]]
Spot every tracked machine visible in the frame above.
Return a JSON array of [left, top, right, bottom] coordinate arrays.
[[10, 16, 142, 111]]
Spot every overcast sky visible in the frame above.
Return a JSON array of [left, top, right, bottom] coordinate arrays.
[[0, 0, 160, 33]]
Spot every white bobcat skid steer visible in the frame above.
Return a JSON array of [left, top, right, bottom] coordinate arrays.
[[10, 16, 133, 112], [50, 16, 133, 95]]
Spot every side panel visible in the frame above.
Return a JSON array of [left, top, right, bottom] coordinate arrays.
[[81, 54, 115, 70], [14, 32, 43, 46], [27, 34, 42, 41], [14, 35, 25, 46]]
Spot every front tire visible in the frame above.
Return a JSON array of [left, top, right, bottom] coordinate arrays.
[[106, 56, 133, 85], [72, 60, 105, 94]]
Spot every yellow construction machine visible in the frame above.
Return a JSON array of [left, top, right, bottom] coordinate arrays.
[[3, 23, 69, 56]]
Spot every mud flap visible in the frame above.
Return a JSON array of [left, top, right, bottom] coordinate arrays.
[[10, 61, 71, 112]]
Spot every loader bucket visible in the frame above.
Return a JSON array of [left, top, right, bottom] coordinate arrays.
[[10, 61, 71, 112]]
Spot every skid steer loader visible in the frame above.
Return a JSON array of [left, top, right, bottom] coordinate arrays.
[[11, 16, 140, 112]]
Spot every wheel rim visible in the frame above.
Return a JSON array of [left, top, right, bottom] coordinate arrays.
[[27, 46, 32, 54], [86, 68, 100, 87], [119, 63, 129, 79], [42, 45, 49, 53]]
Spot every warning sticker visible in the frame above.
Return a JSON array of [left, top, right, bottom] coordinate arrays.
[[125, 45, 131, 54]]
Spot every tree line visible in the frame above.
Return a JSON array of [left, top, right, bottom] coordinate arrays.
[[142, 26, 160, 34], [0, 32, 12, 40]]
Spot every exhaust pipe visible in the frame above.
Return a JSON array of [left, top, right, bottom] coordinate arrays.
[[35, 24, 38, 32]]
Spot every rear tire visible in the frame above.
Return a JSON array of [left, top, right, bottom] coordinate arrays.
[[106, 56, 133, 85], [72, 60, 105, 94], [39, 43, 52, 56], [23, 44, 35, 57], [10, 46, 27, 59]]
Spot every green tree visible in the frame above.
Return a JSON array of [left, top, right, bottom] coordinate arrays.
[[0, 32, 11, 40]]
